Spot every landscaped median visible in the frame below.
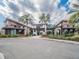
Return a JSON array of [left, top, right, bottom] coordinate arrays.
[[47, 34, 79, 42]]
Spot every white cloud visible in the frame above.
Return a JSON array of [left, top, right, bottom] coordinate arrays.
[[69, 0, 79, 4], [0, 5, 13, 19], [34, 4, 41, 12], [50, 0, 60, 7], [31, 0, 45, 5], [69, 0, 79, 10], [0, 0, 76, 25], [50, 6, 70, 25]]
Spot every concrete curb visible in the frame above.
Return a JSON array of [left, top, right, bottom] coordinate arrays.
[[50, 39, 79, 45], [41, 37, 79, 45], [49, 38, 79, 45]]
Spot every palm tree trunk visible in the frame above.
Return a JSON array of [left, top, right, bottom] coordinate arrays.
[[44, 24, 47, 34]]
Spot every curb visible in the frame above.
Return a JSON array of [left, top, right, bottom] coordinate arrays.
[[41, 37, 79, 45], [49, 39, 79, 45]]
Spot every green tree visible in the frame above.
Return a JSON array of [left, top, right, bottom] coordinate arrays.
[[19, 13, 35, 36], [69, 12, 79, 27], [39, 13, 50, 34], [19, 14, 33, 25]]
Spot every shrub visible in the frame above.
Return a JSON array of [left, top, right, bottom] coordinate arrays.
[[48, 34, 64, 39], [0, 35, 8, 38], [70, 35, 79, 41], [10, 35, 18, 37], [47, 31, 52, 35], [64, 33, 74, 37], [0, 34, 18, 38], [48, 34, 79, 42]]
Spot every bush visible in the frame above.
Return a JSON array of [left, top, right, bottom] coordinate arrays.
[[0, 35, 8, 38], [48, 34, 64, 39], [48, 34, 79, 42], [64, 33, 74, 37], [70, 35, 79, 41], [0, 34, 18, 38], [10, 35, 18, 37], [47, 31, 52, 35], [42, 32, 47, 37]]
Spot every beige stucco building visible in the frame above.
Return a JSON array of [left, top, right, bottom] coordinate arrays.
[[2, 18, 31, 36]]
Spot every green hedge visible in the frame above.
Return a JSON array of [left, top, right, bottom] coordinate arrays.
[[0, 34, 18, 38], [48, 34, 79, 42], [64, 33, 74, 37], [64, 35, 79, 41]]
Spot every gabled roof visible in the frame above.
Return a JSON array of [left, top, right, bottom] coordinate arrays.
[[5, 18, 26, 27], [55, 20, 68, 27], [56, 20, 67, 25]]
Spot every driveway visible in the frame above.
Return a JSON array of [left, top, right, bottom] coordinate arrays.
[[0, 36, 79, 59]]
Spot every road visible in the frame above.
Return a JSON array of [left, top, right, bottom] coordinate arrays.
[[0, 36, 79, 59]]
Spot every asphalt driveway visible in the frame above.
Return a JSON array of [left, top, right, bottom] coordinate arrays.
[[0, 36, 79, 59]]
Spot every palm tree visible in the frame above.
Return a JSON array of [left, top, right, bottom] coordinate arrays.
[[39, 13, 50, 34], [69, 12, 79, 27], [69, 2, 79, 23], [68, 3, 79, 34], [19, 14, 33, 25], [19, 13, 34, 35], [19, 15, 28, 24]]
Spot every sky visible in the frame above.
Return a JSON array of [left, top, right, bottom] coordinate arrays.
[[0, 0, 79, 28]]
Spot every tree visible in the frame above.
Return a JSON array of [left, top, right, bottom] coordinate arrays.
[[39, 13, 50, 34], [19, 13, 34, 35], [69, 3, 79, 34], [19, 14, 33, 25], [69, 12, 79, 27]]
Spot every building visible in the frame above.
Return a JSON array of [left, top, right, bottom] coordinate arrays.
[[2, 18, 54, 36], [32, 24, 45, 35], [32, 23, 54, 35], [2, 18, 31, 36], [54, 20, 75, 35]]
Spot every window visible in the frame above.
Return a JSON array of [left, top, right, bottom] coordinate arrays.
[[14, 25, 17, 27]]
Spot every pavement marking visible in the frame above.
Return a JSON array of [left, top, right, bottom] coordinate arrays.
[[0, 52, 5, 59]]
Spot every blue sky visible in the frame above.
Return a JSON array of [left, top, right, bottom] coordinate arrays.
[[0, 0, 78, 28], [0, 14, 5, 27]]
